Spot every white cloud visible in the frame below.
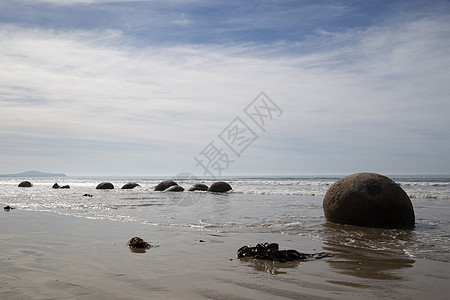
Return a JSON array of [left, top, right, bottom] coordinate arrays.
[[1, 9, 450, 175]]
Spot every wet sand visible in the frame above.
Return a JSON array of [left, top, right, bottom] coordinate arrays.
[[1, 209, 449, 299]]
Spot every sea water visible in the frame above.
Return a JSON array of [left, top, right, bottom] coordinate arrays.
[[1, 175, 449, 263]]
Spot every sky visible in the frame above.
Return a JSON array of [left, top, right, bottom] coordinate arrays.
[[0, 0, 449, 177]]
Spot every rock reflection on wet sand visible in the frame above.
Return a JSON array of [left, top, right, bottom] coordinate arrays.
[[321, 222, 415, 281]]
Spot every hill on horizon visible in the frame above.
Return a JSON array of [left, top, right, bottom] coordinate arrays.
[[0, 171, 67, 178]]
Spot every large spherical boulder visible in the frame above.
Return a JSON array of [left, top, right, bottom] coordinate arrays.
[[165, 185, 185, 192], [323, 173, 415, 229], [18, 181, 32, 187], [121, 182, 140, 189], [96, 182, 114, 189], [188, 183, 209, 191], [208, 181, 232, 193], [154, 180, 178, 191]]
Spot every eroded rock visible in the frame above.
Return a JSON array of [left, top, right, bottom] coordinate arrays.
[[188, 183, 209, 191], [96, 182, 114, 189], [18, 181, 32, 188], [323, 172, 415, 229], [208, 181, 232, 193], [155, 180, 178, 191], [121, 182, 140, 189], [165, 185, 185, 192]]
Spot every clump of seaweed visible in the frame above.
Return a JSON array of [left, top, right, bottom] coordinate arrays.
[[127, 237, 152, 249], [237, 242, 331, 263]]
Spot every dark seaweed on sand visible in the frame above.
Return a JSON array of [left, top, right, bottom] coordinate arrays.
[[127, 237, 152, 249], [237, 242, 331, 263]]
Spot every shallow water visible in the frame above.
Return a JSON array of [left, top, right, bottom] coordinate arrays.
[[1, 175, 449, 263]]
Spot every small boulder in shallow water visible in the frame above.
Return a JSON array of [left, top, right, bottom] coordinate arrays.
[[154, 180, 178, 191], [18, 181, 32, 188], [96, 182, 114, 189], [208, 181, 232, 193], [188, 183, 209, 191], [52, 183, 60, 189], [323, 172, 415, 229], [165, 185, 185, 192], [121, 182, 140, 189]]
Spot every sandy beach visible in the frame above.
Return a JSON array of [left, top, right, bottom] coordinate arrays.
[[1, 209, 449, 300]]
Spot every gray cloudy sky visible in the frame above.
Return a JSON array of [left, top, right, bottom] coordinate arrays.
[[0, 0, 449, 176]]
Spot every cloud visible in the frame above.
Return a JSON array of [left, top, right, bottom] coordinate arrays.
[[0, 1, 450, 175]]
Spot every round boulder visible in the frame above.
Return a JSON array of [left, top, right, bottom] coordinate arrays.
[[154, 180, 178, 191], [18, 181, 32, 188], [165, 185, 185, 192], [121, 182, 140, 189], [208, 181, 232, 193], [188, 183, 209, 191], [52, 183, 60, 189], [323, 173, 415, 229], [96, 182, 114, 189]]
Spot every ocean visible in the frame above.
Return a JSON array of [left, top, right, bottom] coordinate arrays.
[[1, 175, 449, 264]]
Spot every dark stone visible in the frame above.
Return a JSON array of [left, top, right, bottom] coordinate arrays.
[[83, 194, 93, 197], [18, 181, 32, 187], [188, 183, 209, 191], [237, 242, 331, 262], [154, 180, 178, 191], [323, 172, 415, 229], [4, 205, 15, 211], [208, 181, 232, 193], [96, 182, 114, 189], [165, 185, 185, 192], [59, 185, 70, 189], [127, 237, 151, 249], [52, 183, 60, 189], [121, 182, 140, 189]]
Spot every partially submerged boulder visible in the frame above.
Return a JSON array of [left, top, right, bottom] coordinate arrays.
[[53, 183, 69, 189], [165, 185, 185, 192], [18, 181, 32, 188], [323, 172, 415, 229], [154, 180, 178, 191], [121, 182, 140, 189], [188, 183, 209, 191], [96, 182, 114, 189], [208, 181, 232, 193]]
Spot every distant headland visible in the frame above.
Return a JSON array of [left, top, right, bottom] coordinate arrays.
[[0, 171, 67, 178]]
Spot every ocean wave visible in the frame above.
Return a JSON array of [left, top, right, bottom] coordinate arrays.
[[399, 182, 450, 187], [408, 193, 450, 200], [231, 189, 326, 196]]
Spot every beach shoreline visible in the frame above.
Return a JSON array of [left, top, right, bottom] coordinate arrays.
[[1, 209, 449, 299]]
